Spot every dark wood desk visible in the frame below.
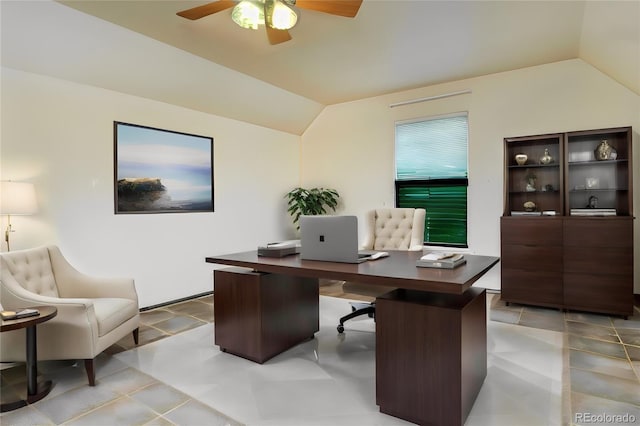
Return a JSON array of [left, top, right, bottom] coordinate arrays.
[[1, 306, 57, 412], [207, 250, 497, 295], [206, 251, 499, 425]]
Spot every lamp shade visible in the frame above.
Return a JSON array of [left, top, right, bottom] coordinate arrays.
[[270, 0, 297, 30], [232, 0, 265, 29], [0, 181, 38, 215]]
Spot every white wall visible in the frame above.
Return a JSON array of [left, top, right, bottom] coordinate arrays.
[[1, 68, 301, 308], [3, 58, 639, 306], [301, 59, 640, 292]]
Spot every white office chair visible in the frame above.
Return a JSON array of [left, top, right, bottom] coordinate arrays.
[[0, 245, 140, 385], [337, 208, 425, 333]]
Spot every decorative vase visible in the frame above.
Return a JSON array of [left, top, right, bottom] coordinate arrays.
[[525, 171, 536, 192], [594, 140, 612, 161], [540, 148, 552, 165], [515, 154, 527, 166]]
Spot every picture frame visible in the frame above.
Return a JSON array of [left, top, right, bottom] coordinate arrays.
[[114, 121, 214, 214]]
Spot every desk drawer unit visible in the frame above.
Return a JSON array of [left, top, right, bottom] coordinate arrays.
[[213, 267, 319, 363], [376, 287, 486, 426]]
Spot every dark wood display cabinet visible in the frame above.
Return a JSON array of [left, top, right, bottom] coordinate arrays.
[[501, 127, 634, 317]]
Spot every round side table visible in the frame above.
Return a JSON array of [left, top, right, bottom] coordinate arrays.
[[1, 306, 57, 412]]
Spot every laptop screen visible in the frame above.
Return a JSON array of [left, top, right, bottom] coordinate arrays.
[[299, 215, 362, 263]]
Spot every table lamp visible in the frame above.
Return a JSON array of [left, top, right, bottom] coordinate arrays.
[[0, 181, 38, 251]]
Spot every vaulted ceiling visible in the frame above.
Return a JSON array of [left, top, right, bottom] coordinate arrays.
[[2, 1, 638, 135]]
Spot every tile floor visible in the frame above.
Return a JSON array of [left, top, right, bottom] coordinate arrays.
[[1, 286, 639, 425], [489, 294, 640, 425]]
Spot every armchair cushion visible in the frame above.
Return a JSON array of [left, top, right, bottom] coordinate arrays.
[[93, 298, 139, 337]]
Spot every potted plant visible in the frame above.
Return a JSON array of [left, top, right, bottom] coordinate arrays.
[[285, 187, 340, 229]]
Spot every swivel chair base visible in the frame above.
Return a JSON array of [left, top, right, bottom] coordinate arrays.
[[337, 302, 375, 333]]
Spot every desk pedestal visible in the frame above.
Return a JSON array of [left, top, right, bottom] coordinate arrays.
[[214, 268, 319, 363], [376, 288, 486, 426]]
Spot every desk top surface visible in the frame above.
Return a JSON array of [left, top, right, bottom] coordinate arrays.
[[206, 251, 499, 295]]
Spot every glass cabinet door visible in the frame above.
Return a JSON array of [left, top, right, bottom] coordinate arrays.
[[504, 134, 563, 216], [566, 127, 632, 216]]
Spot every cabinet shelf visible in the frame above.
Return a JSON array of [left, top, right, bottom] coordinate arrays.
[[508, 163, 560, 169], [508, 191, 559, 197], [569, 188, 627, 193], [568, 159, 628, 166]]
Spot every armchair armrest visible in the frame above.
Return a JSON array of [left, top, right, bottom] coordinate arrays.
[[409, 208, 426, 249], [1, 275, 99, 337], [361, 210, 376, 250], [48, 246, 138, 303]]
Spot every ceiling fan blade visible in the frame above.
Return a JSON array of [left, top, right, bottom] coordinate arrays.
[[176, 1, 236, 20], [294, 0, 362, 18], [265, 25, 292, 45]]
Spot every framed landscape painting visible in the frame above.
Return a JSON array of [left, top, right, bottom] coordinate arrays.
[[114, 122, 214, 214]]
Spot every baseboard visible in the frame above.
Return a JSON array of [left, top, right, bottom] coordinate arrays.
[[140, 291, 214, 312]]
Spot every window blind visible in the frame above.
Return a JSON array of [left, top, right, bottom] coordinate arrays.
[[396, 114, 468, 180], [394, 114, 468, 247]]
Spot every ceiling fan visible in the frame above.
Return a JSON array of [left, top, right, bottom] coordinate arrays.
[[176, 0, 363, 45]]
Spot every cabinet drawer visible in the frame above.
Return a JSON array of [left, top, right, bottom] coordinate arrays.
[[564, 246, 633, 275], [501, 218, 562, 246], [564, 272, 633, 316], [501, 269, 563, 307], [564, 218, 633, 248], [501, 245, 563, 272]]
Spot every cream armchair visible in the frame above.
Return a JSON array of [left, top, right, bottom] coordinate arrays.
[[0, 245, 139, 386], [338, 208, 425, 333]]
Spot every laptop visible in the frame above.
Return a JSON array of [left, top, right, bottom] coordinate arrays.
[[299, 215, 386, 263]]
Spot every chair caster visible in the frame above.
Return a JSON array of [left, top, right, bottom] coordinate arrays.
[[337, 324, 344, 333]]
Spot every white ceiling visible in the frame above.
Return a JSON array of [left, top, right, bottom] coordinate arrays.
[[2, 1, 638, 135]]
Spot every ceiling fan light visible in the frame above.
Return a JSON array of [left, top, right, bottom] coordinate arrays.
[[270, 1, 297, 30], [232, 1, 265, 30]]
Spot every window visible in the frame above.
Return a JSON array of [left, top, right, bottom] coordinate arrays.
[[395, 114, 468, 247]]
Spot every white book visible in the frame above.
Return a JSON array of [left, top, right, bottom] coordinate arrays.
[[258, 241, 297, 250], [417, 252, 466, 269], [570, 210, 616, 216], [420, 252, 464, 262]]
